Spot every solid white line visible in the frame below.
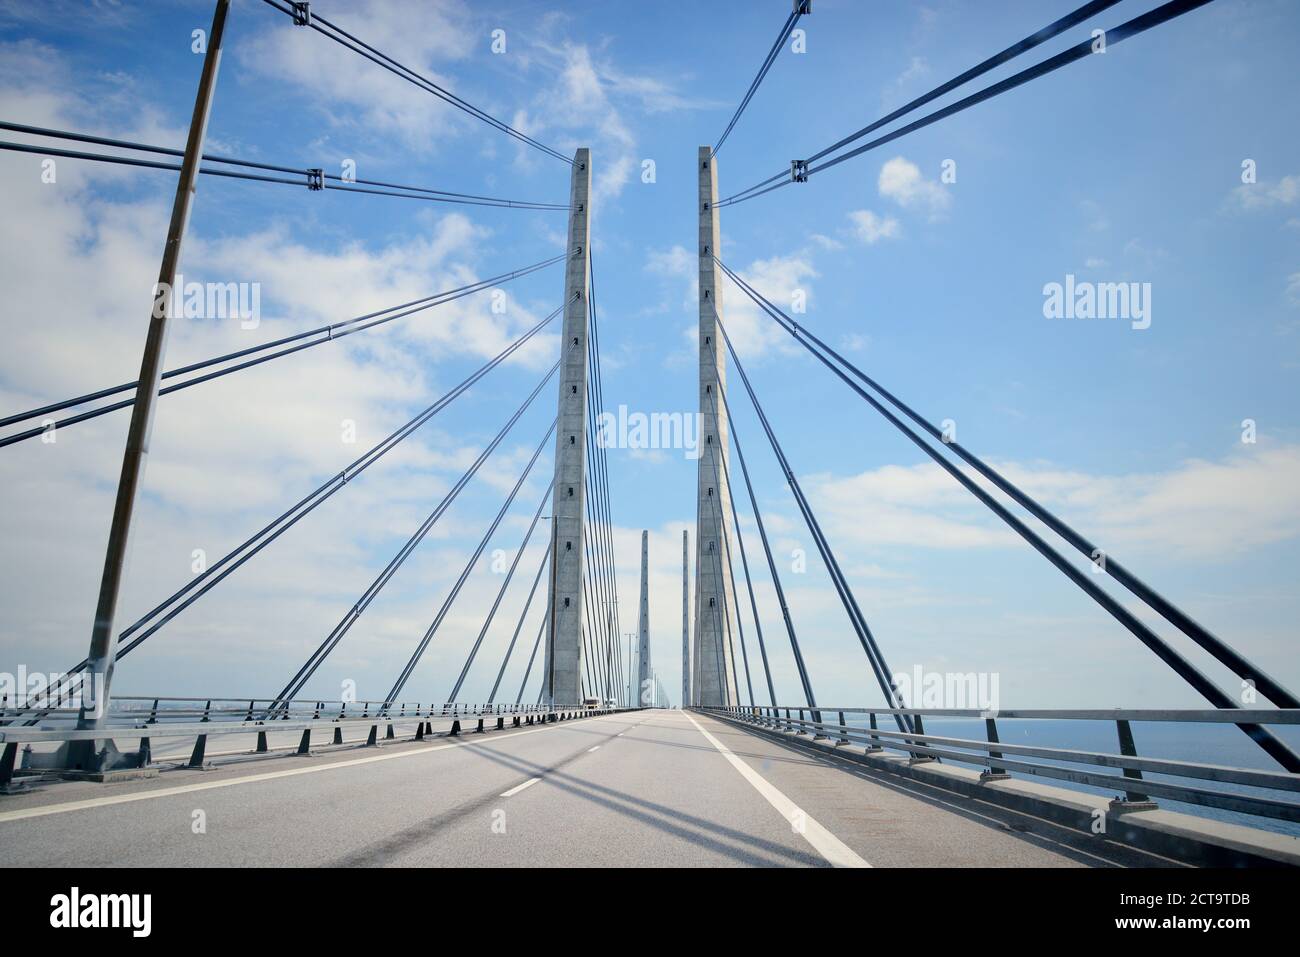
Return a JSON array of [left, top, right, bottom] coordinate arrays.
[[0, 716, 614, 825], [500, 777, 541, 797], [683, 711, 870, 868], [587, 746, 601, 752]]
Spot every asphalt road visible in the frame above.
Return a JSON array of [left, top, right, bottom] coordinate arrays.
[[0, 710, 1172, 867]]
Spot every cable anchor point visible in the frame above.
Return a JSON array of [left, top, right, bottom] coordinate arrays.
[[306, 168, 324, 191], [790, 159, 809, 183], [291, 2, 311, 27]]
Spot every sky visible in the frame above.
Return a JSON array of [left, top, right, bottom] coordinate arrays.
[[0, 0, 1297, 717]]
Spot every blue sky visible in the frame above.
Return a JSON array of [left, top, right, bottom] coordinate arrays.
[[0, 0, 1297, 716]]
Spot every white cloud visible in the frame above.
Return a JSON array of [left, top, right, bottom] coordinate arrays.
[[878, 156, 950, 219], [0, 55, 564, 699], [239, 0, 477, 153], [806, 443, 1300, 560], [848, 209, 899, 244], [1229, 174, 1300, 211]]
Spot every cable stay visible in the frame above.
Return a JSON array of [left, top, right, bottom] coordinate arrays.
[[487, 547, 550, 704], [702, 435, 754, 706], [11, 310, 562, 720], [711, 3, 807, 157], [720, 261, 1300, 712], [711, 301, 913, 733], [702, 389, 778, 709], [585, 251, 624, 703], [695, 353, 821, 720], [386, 420, 557, 708], [269, 361, 559, 711], [0, 122, 571, 209], [0, 255, 565, 448], [716, 259, 1300, 772], [259, 0, 572, 166], [517, 606, 549, 704], [446, 481, 554, 703], [717, 0, 1214, 208]]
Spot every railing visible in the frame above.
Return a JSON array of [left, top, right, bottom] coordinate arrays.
[[0, 696, 624, 787], [702, 705, 1300, 826], [0, 694, 595, 724]]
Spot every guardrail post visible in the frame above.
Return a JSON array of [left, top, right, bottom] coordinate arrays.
[[496, 717, 504, 730], [980, 717, 1010, 781], [201, 700, 211, 723], [449, 719, 461, 736], [187, 734, 207, 768], [385, 723, 395, 740], [1109, 719, 1156, 810], [333, 725, 343, 745], [256, 730, 268, 753], [835, 711, 851, 746], [795, 708, 809, 735], [907, 713, 935, 764], [865, 711, 883, 752], [147, 698, 159, 724], [365, 724, 377, 747], [2, 742, 19, 788], [296, 728, 311, 755]]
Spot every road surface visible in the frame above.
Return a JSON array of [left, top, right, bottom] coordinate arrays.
[[0, 710, 1175, 867]]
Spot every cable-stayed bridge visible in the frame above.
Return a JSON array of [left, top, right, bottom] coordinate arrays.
[[1, 0, 1298, 874]]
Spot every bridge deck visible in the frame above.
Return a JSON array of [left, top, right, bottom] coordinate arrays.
[[0, 711, 1174, 867]]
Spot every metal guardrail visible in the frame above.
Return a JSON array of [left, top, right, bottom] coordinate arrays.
[[1, 698, 623, 787], [0, 694, 584, 724], [702, 705, 1300, 825]]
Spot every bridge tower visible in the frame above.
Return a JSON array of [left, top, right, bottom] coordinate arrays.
[[693, 147, 740, 708], [543, 148, 592, 707], [637, 530, 652, 705]]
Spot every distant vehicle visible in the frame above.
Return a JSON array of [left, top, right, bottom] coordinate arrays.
[[582, 697, 600, 709]]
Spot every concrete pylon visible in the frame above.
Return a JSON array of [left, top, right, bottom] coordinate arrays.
[[543, 147, 591, 707], [693, 147, 739, 708], [681, 529, 690, 710], [636, 530, 651, 706]]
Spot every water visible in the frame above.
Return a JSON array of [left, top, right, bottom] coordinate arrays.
[[835, 716, 1300, 839]]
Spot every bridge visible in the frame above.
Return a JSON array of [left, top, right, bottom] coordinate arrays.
[[1, 0, 1298, 878]]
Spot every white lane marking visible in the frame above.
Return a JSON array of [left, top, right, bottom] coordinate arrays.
[[683, 711, 870, 868], [0, 715, 621, 825], [587, 746, 601, 752], [500, 777, 542, 797]]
